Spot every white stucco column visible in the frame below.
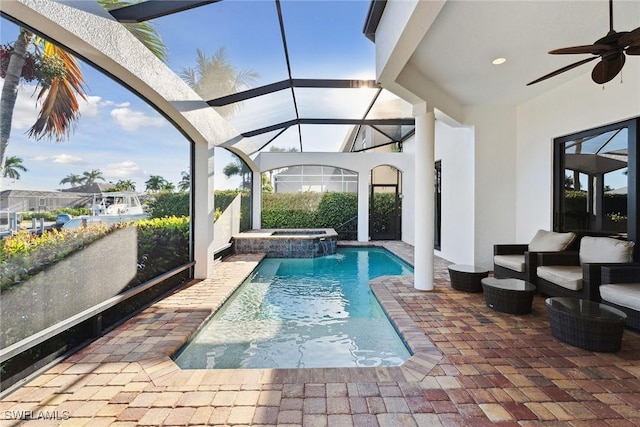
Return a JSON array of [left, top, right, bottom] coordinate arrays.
[[413, 102, 435, 291], [357, 171, 369, 242], [194, 141, 215, 279], [252, 169, 262, 229]]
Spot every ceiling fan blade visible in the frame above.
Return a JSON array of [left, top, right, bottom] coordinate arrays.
[[626, 44, 640, 55], [619, 26, 640, 47], [591, 53, 625, 84], [527, 56, 598, 86], [550, 44, 610, 55]]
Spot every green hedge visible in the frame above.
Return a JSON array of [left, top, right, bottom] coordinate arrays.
[[131, 216, 190, 288], [0, 217, 190, 292], [145, 191, 190, 218], [214, 189, 251, 231], [262, 192, 360, 237], [145, 190, 251, 231]]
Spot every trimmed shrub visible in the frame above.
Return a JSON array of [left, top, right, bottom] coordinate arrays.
[[146, 191, 190, 218], [145, 190, 251, 231], [1, 225, 115, 291], [0, 217, 190, 292], [215, 189, 251, 231], [262, 192, 361, 238], [132, 216, 190, 288], [317, 192, 357, 228]]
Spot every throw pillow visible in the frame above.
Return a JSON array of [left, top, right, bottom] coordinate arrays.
[[579, 236, 635, 264], [528, 229, 577, 252]]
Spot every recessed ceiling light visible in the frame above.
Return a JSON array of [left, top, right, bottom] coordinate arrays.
[[492, 57, 507, 65]]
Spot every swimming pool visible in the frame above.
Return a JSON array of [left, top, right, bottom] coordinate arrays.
[[173, 247, 413, 369]]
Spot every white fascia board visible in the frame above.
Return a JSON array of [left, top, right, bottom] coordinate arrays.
[[374, 1, 443, 96]]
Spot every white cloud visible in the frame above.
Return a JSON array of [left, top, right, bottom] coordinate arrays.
[[7, 82, 39, 130], [78, 95, 101, 117], [101, 100, 129, 108], [110, 107, 165, 132], [103, 160, 143, 178], [52, 154, 87, 165]]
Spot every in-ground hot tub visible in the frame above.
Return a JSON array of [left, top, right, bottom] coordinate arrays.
[[233, 229, 338, 258]]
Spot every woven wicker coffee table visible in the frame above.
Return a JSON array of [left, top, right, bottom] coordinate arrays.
[[448, 264, 489, 292], [545, 297, 627, 352], [481, 278, 536, 314]]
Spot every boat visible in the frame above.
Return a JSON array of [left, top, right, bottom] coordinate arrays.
[[90, 191, 144, 216], [59, 191, 148, 230]]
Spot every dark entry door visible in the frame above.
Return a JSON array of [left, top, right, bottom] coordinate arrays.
[[370, 184, 401, 240]]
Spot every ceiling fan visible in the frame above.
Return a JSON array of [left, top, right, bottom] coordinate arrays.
[[527, 0, 640, 86]]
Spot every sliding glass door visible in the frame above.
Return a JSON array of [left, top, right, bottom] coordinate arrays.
[[553, 118, 638, 258]]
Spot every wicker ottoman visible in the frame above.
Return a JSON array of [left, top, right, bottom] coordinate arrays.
[[545, 297, 627, 352], [481, 278, 536, 314], [448, 265, 489, 293]]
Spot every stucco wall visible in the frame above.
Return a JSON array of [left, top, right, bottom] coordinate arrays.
[[433, 121, 475, 265], [516, 61, 640, 243], [463, 106, 518, 270]]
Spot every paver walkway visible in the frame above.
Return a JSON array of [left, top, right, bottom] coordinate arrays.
[[1, 242, 639, 426]]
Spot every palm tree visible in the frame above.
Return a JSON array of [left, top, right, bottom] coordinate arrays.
[[223, 159, 251, 189], [0, 1, 167, 175], [2, 155, 27, 179], [81, 169, 105, 185], [145, 174, 168, 192], [177, 170, 190, 192], [59, 173, 84, 187], [180, 47, 259, 118], [112, 179, 136, 191]]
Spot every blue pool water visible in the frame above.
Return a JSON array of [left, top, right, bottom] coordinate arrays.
[[173, 247, 413, 369]]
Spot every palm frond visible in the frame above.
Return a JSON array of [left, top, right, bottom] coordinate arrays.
[[123, 22, 168, 63], [179, 67, 197, 88], [27, 78, 79, 141], [44, 43, 86, 99], [26, 42, 86, 141], [99, 0, 168, 63]]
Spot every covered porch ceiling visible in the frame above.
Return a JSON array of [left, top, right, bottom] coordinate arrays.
[[394, 0, 640, 107]]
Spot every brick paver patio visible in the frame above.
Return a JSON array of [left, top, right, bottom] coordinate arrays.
[[1, 242, 639, 426]]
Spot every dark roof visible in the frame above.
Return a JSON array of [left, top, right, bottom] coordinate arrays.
[[59, 183, 115, 193]]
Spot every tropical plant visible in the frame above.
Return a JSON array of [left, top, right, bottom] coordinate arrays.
[[262, 173, 273, 193], [2, 155, 27, 179], [146, 191, 189, 218], [98, 0, 168, 63], [145, 174, 169, 192], [177, 170, 190, 192], [223, 158, 251, 189], [81, 169, 105, 185], [59, 173, 84, 187], [0, 1, 167, 176], [179, 47, 259, 118], [110, 179, 136, 191]]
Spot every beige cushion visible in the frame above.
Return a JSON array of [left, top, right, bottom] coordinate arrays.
[[600, 283, 640, 311], [579, 237, 635, 264], [494, 255, 525, 272], [528, 229, 576, 252], [537, 265, 583, 291]]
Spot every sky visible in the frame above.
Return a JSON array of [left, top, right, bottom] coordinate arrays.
[[0, 0, 377, 192]]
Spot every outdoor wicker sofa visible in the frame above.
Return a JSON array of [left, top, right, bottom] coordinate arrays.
[[493, 229, 577, 283], [536, 236, 636, 301], [599, 264, 640, 330]]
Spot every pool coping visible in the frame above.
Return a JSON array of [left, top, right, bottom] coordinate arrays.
[[65, 245, 441, 388]]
